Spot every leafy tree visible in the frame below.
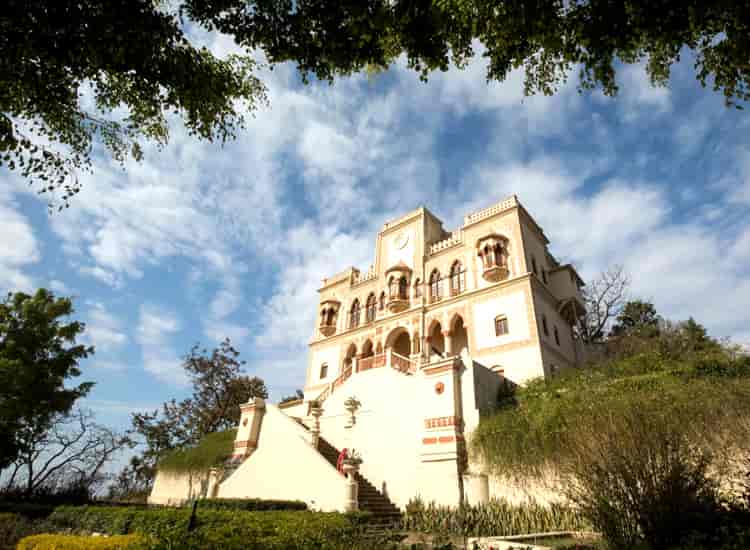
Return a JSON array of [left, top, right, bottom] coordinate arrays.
[[1, 0, 266, 206], [609, 299, 661, 338], [186, 0, 750, 107], [0, 289, 94, 471], [125, 338, 267, 492], [279, 389, 304, 404], [4, 1, 748, 204]]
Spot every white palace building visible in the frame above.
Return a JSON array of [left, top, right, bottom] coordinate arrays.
[[149, 196, 586, 517]]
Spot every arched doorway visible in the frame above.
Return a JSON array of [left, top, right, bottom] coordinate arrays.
[[429, 321, 445, 359], [451, 316, 469, 356], [386, 327, 411, 358], [361, 339, 374, 358]]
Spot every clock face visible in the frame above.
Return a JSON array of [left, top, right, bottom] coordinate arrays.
[[394, 231, 410, 250]]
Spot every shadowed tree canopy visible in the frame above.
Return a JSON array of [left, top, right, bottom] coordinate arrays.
[[0, 289, 94, 470], [3, 1, 748, 203], [0, 0, 266, 206], [185, 0, 750, 104]]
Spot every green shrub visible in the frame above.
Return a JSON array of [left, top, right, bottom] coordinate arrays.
[[17, 533, 142, 549], [0, 501, 56, 519], [199, 497, 307, 511], [0, 512, 44, 550], [401, 497, 588, 537], [47, 505, 367, 549]]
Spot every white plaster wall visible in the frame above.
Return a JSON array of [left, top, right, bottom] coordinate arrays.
[[278, 400, 307, 418], [532, 293, 576, 370], [149, 470, 207, 506], [218, 405, 349, 511], [472, 292, 530, 350], [472, 346, 544, 385], [487, 473, 565, 506], [310, 343, 342, 384], [316, 367, 424, 509]]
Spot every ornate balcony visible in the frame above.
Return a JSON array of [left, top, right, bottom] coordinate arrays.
[[318, 299, 340, 337], [482, 264, 510, 282], [387, 295, 410, 313]]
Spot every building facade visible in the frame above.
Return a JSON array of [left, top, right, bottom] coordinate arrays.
[[306, 195, 584, 398], [149, 196, 586, 512]]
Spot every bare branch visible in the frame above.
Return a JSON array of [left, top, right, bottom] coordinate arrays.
[[580, 265, 631, 344]]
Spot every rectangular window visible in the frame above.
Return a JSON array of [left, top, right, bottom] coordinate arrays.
[[542, 316, 549, 337], [495, 315, 509, 336], [542, 270, 548, 284], [319, 363, 328, 379], [554, 326, 560, 346]]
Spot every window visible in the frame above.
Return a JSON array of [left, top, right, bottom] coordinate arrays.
[[319, 363, 328, 379], [495, 315, 509, 336], [429, 269, 441, 302], [365, 293, 376, 323], [542, 270, 548, 284], [349, 299, 360, 329], [414, 278, 422, 298], [554, 326, 560, 346], [398, 276, 408, 299], [542, 315, 549, 337], [450, 261, 466, 295], [379, 291, 386, 311], [531, 257, 538, 276]]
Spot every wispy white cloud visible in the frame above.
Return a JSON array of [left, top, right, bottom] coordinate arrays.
[[85, 302, 127, 354], [0, 197, 39, 292], [136, 304, 184, 385]]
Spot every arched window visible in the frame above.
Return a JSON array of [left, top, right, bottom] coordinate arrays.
[[388, 276, 397, 299], [349, 299, 360, 329], [398, 276, 408, 299], [429, 269, 441, 302], [319, 363, 328, 379], [414, 278, 422, 298], [450, 261, 465, 296], [365, 293, 377, 323], [378, 291, 386, 311]]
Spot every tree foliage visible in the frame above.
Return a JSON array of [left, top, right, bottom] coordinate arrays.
[[3, 1, 749, 203], [119, 339, 267, 495], [0, 0, 266, 206], [472, 317, 750, 548], [0, 289, 94, 471], [186, 0, 750, 106]]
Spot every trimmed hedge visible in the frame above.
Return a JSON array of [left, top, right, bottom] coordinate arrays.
[[17, 534, 142, 549], [199, 497, 307, 511], [48, 506, 372, 549]]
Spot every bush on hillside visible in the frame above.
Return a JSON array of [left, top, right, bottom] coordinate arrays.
[[199, 497, 307, 511], [0, 512, 50, 550], [156, 430, 236, 475], [471, 351, 750, 550]]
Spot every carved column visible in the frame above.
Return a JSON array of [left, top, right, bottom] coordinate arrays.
[[443, 330, 453, 357], [342, 461, 360, 511]]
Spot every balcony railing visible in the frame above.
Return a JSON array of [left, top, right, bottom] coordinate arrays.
[[358, 353, 385, 373], [391, 351, 416, 375]]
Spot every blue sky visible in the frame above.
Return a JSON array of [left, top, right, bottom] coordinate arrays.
[[1, 32, 749, 435]]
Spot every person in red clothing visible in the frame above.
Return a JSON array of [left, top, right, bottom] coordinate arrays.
[[336, 448, 348, 474]]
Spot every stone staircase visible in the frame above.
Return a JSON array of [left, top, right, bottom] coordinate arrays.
[[292, 418, 401, 524], [317, 435, 402, 525]]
